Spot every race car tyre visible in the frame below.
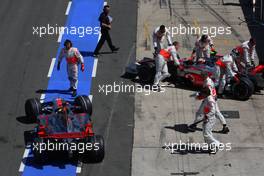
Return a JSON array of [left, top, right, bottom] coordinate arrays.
[[25, 98, 41, 121], [85, 135, 105, 163], [75, 95, 92, 116], [138, 62, 156, 83], [232, 77, 254, 100]]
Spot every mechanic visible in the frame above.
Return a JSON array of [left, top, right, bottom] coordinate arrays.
[[153, 41, 181, 87], [215, 50, 239, 96], [153, 25, 172, 56], [93, 5, 119, 57], [191, 35, 214, 63], [234, 38, 256, 73], [189, 71, 229, 133], [201, 87, 221, 153], [57, 39, 84, 97]]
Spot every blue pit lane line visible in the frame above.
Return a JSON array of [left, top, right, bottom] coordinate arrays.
[[22, 0, 104, 175]]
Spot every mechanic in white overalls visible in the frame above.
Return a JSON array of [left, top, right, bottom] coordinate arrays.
[[234, 38, 256, 73], [153, 41, 181, 86], [57, 39, 84, 97], [189, 71, 229, 133], [191, 35, 214, 62], [153, 25, 172, 55], [201, 87, 220, 152], [215, 51, 239, 96]]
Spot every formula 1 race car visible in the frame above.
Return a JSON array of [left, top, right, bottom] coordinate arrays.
[[24, 96, 104, 163], [135, 56, 255, 100]]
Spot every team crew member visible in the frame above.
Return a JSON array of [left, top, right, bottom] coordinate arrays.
[[201, 87, 221, 152], [189, 72, 229, 133], [93, 5, 119, 56], [153, 41, 181, 86], [153, 25, 172, 55], [215, 51, 239, 96], [191, 35, 214, 62], [57, 39, 84, 97], [234, 38, 256, 72]]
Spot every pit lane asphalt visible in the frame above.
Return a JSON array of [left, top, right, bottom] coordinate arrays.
[[0, 0, 137, 176], [80, 0, 137, 176], [0, 0, 69, 175]]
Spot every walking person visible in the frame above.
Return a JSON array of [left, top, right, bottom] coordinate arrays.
[[93, 5, 119, 57], [57, 39, 84, 97]]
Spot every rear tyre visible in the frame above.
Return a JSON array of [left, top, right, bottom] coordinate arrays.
[[84, 135, 105, 163], [138, 62, 156, 83], [75, 95, 92, 116], [232, 78, 254, 100], [25, 98, 41, 122]]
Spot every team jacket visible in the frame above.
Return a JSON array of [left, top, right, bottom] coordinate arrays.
[[152, 27, 172, 48], [58, 47, 84, 65], [159, 46, 180, 65]]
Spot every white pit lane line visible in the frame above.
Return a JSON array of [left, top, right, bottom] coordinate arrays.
[[47, 58, 56, 78], [92, 59, 98, 77], [18, 146, 30, 172], [65, 1, 72, 15]]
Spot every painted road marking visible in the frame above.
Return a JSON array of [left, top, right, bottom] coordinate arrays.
[[21, 0, 104, 175], [65, 1, 72, 15], [92, 59, 98, 77], [57, 32, 63, 43], [89, 95, 93, 102], [47, 58, 56, 77], [40, 94, 46, 103], [18, 146, 30, 172]]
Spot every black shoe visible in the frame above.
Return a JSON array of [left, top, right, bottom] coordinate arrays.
[[188, 124, 197, 132], [111, 47, 119, 53], [72, 90, 77, 97], [221, 126, 230, 134], [68, 87, 74, 91], [93, 52, 99, 57]]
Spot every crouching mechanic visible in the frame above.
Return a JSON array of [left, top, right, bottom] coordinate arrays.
[[189, 71, 229, 133], [57, 39, 85, 97], [234, 38, 256, 73], [191, 35, 214, 63], [153, 41, 181, 87], [153, 25, 172, 56], [215, 50, 239, 96]]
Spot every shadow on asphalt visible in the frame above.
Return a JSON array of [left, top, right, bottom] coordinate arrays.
[[165, 124, 227, 134], [36, 89, 72, 95], [16, 116, 35, 124]]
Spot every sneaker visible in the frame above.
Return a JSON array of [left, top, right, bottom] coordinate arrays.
[[68, 87, 74, 91], [93, 53, 99, 57], [72, 89, 77, 97], [111, 47, 119, 53], [188, 124, 197, 132], [221, 126, 230, 134]]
